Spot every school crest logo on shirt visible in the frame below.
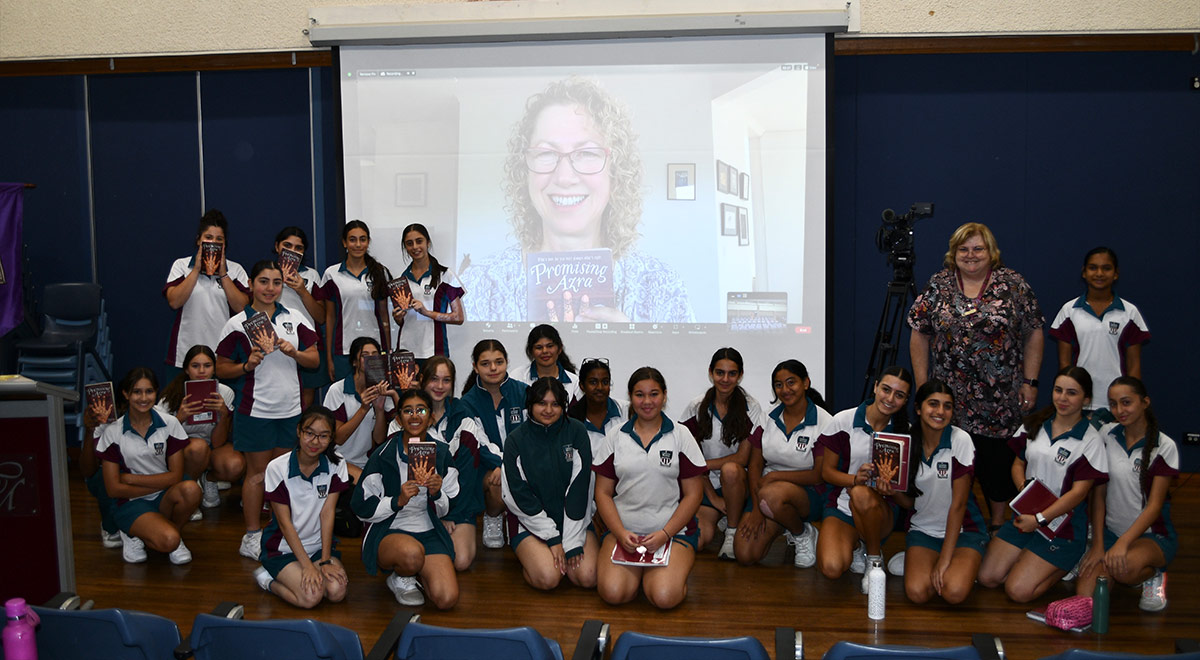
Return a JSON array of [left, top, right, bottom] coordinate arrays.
[[153, 442, 164, 456], [659, 450, 674, 467], [1108, 321, 1119, 335], [1132, 457, 1143, 474], [936, 461, 950, 479], [283, 321, 294, 334], [508, 407, 523, 426], [795, 435, 810, 451], [424, 284, 433, 295], [317, 484, 328, 498], [563, 445, 575, 463], [1055, 447, 1072, 465]]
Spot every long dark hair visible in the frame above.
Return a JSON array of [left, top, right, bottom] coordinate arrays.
[[117, 367, 159, 412], [869, 365, 913, 434], [908, 379, 956, 498], [401, 223, 447, 289], [695, 348, 752, 448], [524, 324, 577, 374], [160, 345, 217, 413], [297, 405, 342, 465], [568, 359, 611, 422], [348, 336, 381, 374], [768, 359, 828, 411], [461, 339, 509, 395], [627, 366, 667, 420], [343, 220, 390, 300], [1023, 366, 1093, 435], [1109, 376, 1159, 497]]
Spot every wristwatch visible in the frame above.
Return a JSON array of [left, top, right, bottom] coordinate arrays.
[[1035, 512, 1049, 526]]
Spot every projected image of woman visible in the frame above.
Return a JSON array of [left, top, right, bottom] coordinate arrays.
[[460, 77, 695, 323]]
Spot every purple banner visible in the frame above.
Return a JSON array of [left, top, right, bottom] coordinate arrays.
[[0, 183, 25, 338]]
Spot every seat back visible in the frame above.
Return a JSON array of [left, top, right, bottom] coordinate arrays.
[[188, 613, 365, 660], [1041, 650, 1200, 660], [28, 606, 181, 660], [610, 631, 770, 660], [396, 620, 563, 660], [42, 282, 103, 320], [823, 641, 982, 660]]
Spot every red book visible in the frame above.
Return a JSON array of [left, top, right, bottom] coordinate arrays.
[[183, 379, 218, 425], [611, 540, 672, 567], [200, 241, 223, 277], [870, 432, 911, 492], [407, 441, 437, 483], [389, 351, 419, 391], [84, 382, 117, 424], [278, 248, 303, 281], [1009, 478, 1067, 539], [242, 311, 278, 355]]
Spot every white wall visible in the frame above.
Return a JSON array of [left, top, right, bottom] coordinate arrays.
[[1, 0, 1195, 61]]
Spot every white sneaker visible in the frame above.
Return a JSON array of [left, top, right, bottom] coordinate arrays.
[[100, 528, 122, 549], [169, 540, 193, 565], [792, 523, 817, 569], [482, 514, 504, 549], [190, 508, 203, 522], [887, 551, 906, 576], [718, 528, 736, 559], [849, 541, 867, 574], [199, 473, 221, 508], [217, 480, 232, 490], [253, 566, 273, 592], [120, 531, 147, 563], [386, 573, 425, 606], [1139, 570, 1167, 612], [1062, 555, 1082, 582], [239, 530, 262, 559]]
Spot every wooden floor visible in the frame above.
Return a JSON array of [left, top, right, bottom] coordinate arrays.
[[67, 466, 1197, 660]]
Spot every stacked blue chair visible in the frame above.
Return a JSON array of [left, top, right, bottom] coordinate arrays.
[[821, 635, 1003, 660], [608, 628, 802, 660], [182, 611, 404, 660], [1037, 640, 1200, 660], [0, 595, 183, 660]]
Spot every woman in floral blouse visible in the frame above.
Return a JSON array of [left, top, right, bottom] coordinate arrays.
[[907, 222, 1044, 532]]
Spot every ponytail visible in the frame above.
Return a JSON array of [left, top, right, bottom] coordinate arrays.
[[698, 348, 752, 447], [1110, 376, 1158, 498]]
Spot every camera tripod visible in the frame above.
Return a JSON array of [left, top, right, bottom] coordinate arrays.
[[861, 277, 917, 401]]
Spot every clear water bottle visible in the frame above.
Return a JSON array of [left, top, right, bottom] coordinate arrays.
[[1092, 576, 1110, 634], [867, 558, 886, 621], [3, 598, 39, 660]]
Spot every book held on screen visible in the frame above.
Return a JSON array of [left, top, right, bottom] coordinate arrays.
[[525, 249, 615, 322], [183, 379, 218, 424], [870, 432, 911, 492]]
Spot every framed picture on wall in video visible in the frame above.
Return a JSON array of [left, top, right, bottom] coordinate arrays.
[[667, 163, 696, 200], [721, 203, 738, 236], [737, 206, 749, 246], [716, 160, 730, 194]]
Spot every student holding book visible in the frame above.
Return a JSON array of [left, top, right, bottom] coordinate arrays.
[[502, 377, 597, 590], [1075, 377, 1177, 612], [319, 220, 393, 383], [593, 367, 706, 609], [215, 260, 320, 561], [389, 223, 466, 361], [459, 339, 527, 550], [978, 366, 1108, 603], [253, 406, 351, 608], [82, 386, 122, 550], [156, 344, 243, 512], [353, 389, 460, 609], [274, 226, 329, 407], [509, 324, 582, 403], [679, 348, 763, 559], [323, 336, 394, 483], [734, 359, 832, 568], [816, 365, 913, 591], [884, 380, 988, 604], [95, 368, 201, 564], [163, 209, 249, 376]]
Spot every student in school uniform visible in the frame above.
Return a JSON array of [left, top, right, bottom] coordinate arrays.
[[1075, 377, 1177, 612], [323, 336, 393, 483], [502, 377, 597, 591], [389, 223, 466, 361], [163, 209, 249, 376], [274, 226, 329, 408], [593, 366, 706, 609], [215, 260, 320, 561], [567, 358, 627, 454], [319, 220, 392, 383], [353, 389, 461, 609], [886, 379, 988, 605], [82, 391, 123, 550], [156, 344, 244, 512], [978, 366, 1108, 603], [816, 365, 914, 591], [252, 406, 351, 608], [679, 348, 763, 558], [459, 339, 528, 550], [733, 359, 832, 568], [508, 324, 582, 404], [95, 368, 201, 564], [1050, 247, 1150, 411]]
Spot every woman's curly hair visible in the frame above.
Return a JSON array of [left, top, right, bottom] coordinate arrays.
[[502, 77, 643, 260]]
